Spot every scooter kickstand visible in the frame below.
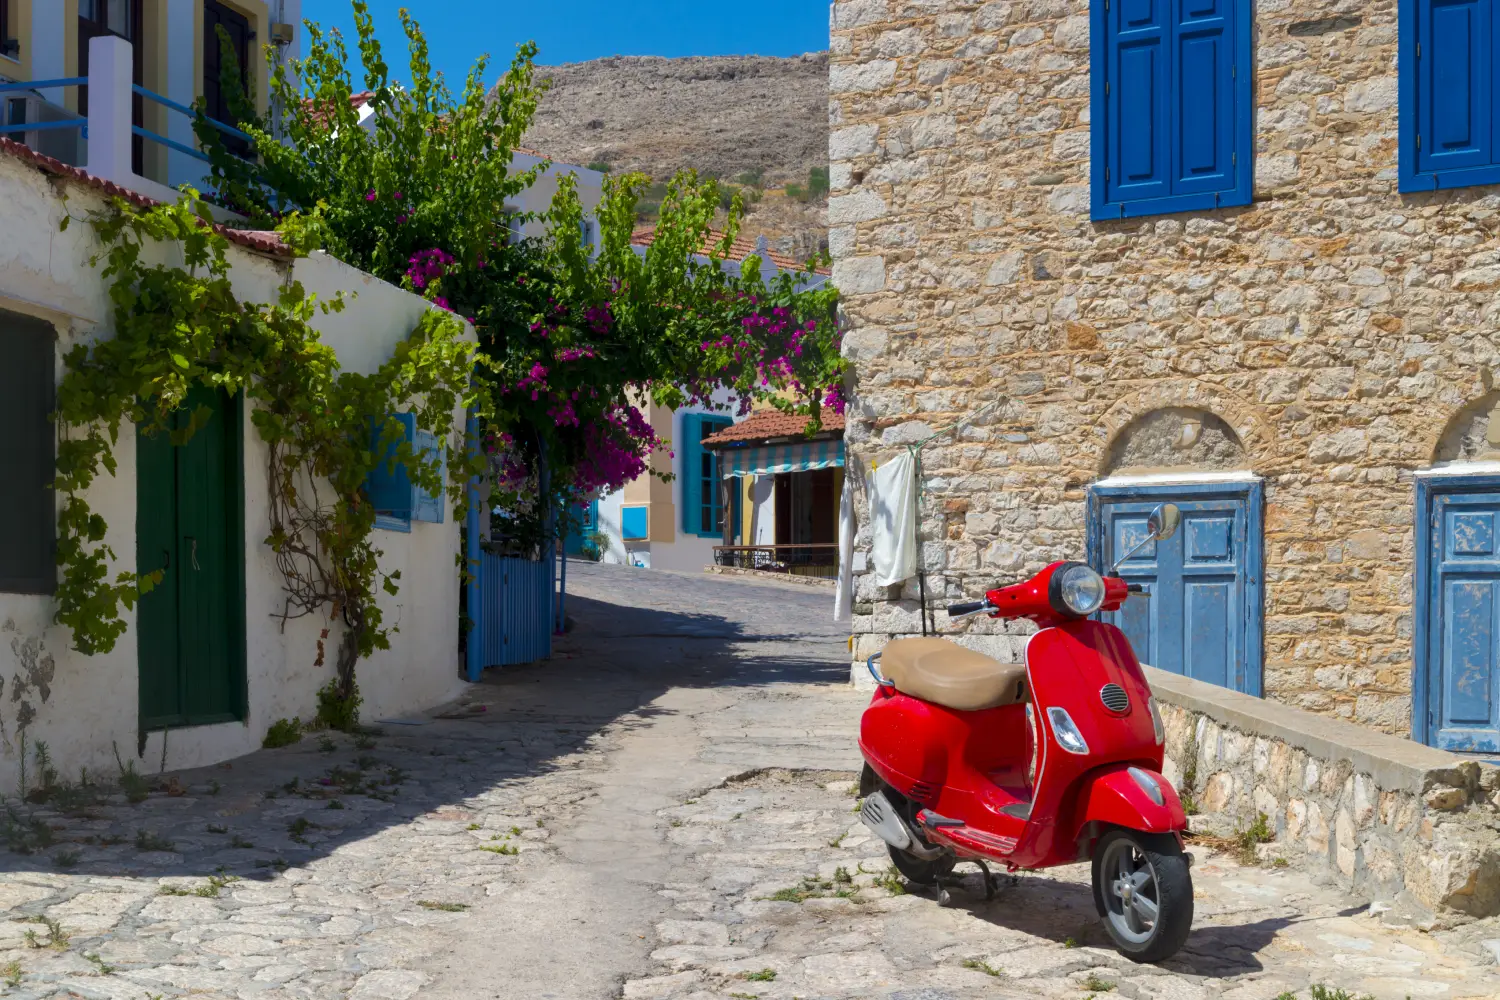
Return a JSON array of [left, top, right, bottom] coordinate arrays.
[[975, 859, 997, 901]]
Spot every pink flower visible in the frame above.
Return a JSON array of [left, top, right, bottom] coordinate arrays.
[[397, 214, 408, 224], [365, 189, 377, 202], [394, 191, 404, 200]]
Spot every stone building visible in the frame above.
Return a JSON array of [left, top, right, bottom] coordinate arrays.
[[830, 0, 1500, 749]]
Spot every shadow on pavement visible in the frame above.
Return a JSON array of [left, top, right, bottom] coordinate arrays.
[[0, 561, 851, 880]]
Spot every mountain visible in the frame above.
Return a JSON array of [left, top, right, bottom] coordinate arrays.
[[509, 53, 830, 262]]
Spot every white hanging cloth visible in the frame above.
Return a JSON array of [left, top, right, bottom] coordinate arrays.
[[834, 468, 855, 622], [869, 449, 918, 587]]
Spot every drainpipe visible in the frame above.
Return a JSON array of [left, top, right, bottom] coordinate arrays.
[[464, 413, 483, 682]]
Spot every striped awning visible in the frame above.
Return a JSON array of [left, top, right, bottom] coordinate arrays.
[[719, 439, 845, 477]]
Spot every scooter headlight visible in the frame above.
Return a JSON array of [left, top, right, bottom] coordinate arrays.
[[1050, 562, 1106, 618], [1148, 696, 1166, 746], [1046, 706, 1090, 755]]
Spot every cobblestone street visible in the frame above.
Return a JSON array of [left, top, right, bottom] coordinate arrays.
[[0, 562, 1491, 999]]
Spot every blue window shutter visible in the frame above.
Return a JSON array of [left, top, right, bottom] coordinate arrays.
[[703, 417, 732, 535], [680, 413, 702, 535], [1171, 0, 1236, 196], [1417, 0, 1493, 177], [411, 428, 445, 524], [621, 506, 648, 540], [366, 412, 415, 521], [1104, 0, 1171, 208]]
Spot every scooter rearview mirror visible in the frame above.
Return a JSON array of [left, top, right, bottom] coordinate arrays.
[[1110, 503, 1183, 576], [1147, 503, 1181, 542]]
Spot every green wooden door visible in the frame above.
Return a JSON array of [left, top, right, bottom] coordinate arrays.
[[136, 386, 246, 729]]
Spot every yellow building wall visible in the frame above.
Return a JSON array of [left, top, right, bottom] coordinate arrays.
[[0, 0, 33, 81]]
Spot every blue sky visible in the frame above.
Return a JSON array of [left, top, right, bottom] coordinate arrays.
[[302, 2, 830, 90]]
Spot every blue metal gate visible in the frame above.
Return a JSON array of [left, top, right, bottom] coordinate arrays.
[[474, 551, 553, 672], [1416, 477, 1500, 751], [1088, 481, 1264, 695]]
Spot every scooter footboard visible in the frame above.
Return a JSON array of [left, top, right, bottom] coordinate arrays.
[[1071, 764, 1187, 842]]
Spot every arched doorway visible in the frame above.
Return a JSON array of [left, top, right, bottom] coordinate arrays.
[[1086, 408, 1264, 695]]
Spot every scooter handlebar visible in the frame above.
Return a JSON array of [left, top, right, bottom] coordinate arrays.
[[947, 600, 991, 617]]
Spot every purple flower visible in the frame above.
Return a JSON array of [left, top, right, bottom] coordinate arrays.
[[397, 214, 408, 225], [365, 189, 377, 202]]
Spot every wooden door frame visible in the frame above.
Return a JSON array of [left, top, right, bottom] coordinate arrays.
[[1086, 478, 1266, 696], [1412, 471, 1500, 747]]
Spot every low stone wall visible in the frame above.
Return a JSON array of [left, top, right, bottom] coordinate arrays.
[[1149, 668, 1500, 921]]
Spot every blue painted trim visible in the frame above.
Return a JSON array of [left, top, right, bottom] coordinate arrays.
[[1411, 473, 1500, 746], [373, 514, 411, 533], [1087, 480, 1265, 697], [1403, 163, 1500, 193], [1089, 0, 1254, 222]]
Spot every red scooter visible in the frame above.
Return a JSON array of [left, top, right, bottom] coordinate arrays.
[[859, 504, 1192, 962]]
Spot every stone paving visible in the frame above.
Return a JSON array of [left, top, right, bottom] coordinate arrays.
[[0, 562, 1486, 999]]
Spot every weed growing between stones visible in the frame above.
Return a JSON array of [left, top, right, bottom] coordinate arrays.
[[1190, 811, 1275, 866], [207, 824, 227, 834], [22, 916, 68, 951], [1306, 988, 1375, 1000], [480, 843, 518, 855], [112, 744, 149, 804], [740, 969, 776, 982], [1081, 971, 1117, 992], [52, 849, 79, 869], [962, 958, 1004, 977], [417, 900, 469, 912], [231, 835, 255, 849], [827, 831, 846, 848], [1, 960, 20, 986], [134, 830, 174, 852], [318, 735, 337, 753], [159, 875, 238, 898], [82, 951, 114, 975], [0, 804, 54, 854], [263, 718, 303, 749]]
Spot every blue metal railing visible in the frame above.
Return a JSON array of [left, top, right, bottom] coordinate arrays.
[[0, 77, 252, 167], [132, 84, 254, 164], [0, 78, 87, 139]]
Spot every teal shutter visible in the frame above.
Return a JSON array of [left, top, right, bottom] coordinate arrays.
[[680, 413, 702, 535], [411, 428, 445, 524], [703, 416, 732, 535], [621, 507, 648, 540], [366, 413, 416, 527]]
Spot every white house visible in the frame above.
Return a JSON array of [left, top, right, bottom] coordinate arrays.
[[0, 135, 468, 789], [590, 229, 830, 573]]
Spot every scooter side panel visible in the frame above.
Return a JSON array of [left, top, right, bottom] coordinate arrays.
[[1010, 623, 1169, 868], [1071, 764, 1187, 837]]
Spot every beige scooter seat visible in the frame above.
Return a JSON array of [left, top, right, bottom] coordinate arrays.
[[880, 638, 1028, 712]]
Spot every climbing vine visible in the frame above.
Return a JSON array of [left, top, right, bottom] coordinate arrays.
[[53, 194, 477, 724]]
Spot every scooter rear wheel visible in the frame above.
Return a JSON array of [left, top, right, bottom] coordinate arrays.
[[1091, 829, 1193, 963], [869, 775, 954, 886]]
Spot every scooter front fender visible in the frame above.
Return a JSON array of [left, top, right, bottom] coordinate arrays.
[[1072, 764, 1187, 838]]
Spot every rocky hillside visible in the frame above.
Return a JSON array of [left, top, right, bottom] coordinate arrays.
[[512, 54, 830, 260]]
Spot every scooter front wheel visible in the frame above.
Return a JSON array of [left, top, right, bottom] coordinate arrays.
[[1091, 829, 1193, 963]]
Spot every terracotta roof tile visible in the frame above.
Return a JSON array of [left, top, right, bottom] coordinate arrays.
[[703, 408, 844, 447], [631, 224, 830, 276], [0, 138, 290, 257]]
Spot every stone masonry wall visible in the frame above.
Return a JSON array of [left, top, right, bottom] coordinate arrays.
[[1156, 695, 1500, 918], [831, 0, 1500, 733]]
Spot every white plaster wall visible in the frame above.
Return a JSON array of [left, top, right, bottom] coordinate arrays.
[[0, 153, 467, 788], [28, 1, 66, 107], [595, 489, 628, 565], [750, 475, 776, 545], [508, 152, 604, 247]]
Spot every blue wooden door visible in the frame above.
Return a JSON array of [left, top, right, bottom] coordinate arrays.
[[1424, 489, 1500, 751], [1091, 487, 1262, 694]]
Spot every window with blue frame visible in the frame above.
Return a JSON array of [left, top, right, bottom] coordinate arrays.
[[1401, 0, 1500, 191], [365, 413, 446, 533], [680, 413, 733, 538], [1091, 0, 1253, 220]]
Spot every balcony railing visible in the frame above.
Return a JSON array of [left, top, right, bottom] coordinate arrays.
[[713, 543, 838, 580], [0, 34, 252, 212]]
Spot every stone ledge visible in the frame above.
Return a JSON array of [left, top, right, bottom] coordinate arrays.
[[1144, 667, 1474, 795]]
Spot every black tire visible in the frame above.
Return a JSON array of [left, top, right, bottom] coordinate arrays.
[[887, 842, 955, 885], [876, 779, 955, 886], [1091, 829, 1193, 963]]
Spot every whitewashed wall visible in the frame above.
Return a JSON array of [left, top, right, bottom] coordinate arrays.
[[0, 153, 467, 786]]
